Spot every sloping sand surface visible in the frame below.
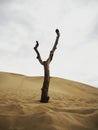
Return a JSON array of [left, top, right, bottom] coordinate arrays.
[[0, 72, 98, 130]]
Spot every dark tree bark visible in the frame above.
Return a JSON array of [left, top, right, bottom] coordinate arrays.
[[34, 29, 60, 103]]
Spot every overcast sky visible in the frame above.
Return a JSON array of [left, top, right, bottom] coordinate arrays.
[[0, 0, 98, 87]]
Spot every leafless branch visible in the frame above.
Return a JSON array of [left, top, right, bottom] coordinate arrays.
[[34, 41, 43, 65], [47, 29, 60, 63]]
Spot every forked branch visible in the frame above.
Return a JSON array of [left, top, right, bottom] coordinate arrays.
[[34, 29, 60, 64]]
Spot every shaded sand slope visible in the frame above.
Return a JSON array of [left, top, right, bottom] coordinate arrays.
[[0, 72, 98, 130]]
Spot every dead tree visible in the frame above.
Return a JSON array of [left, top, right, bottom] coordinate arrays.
[[34, 29, 60, 103]]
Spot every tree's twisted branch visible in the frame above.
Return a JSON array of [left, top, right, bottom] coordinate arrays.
[[34, 41, 43, 65], [47, 29, 60, 62]]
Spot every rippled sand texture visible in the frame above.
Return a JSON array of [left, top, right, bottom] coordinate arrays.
[[0, 72, 98, 130]]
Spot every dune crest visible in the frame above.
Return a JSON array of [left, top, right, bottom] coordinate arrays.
[[0, 72, 98, 130]]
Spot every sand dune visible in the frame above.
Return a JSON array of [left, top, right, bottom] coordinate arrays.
[[0, 72, 98, 130]]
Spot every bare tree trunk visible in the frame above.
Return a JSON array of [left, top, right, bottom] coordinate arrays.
[[34, 29, 60, 103], [40, 61, 50, 102]]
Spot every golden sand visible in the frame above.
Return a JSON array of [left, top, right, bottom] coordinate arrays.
[[0, 72, 98, 130]]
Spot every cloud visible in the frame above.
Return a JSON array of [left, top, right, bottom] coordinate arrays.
[[0, 0, 98, 87]]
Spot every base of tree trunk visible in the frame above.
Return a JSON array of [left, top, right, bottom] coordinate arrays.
[[40, 96, 49, 103], [40, 88, 50, 103]]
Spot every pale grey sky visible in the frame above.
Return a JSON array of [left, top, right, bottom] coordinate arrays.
[[0, 0, 98, 87]]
